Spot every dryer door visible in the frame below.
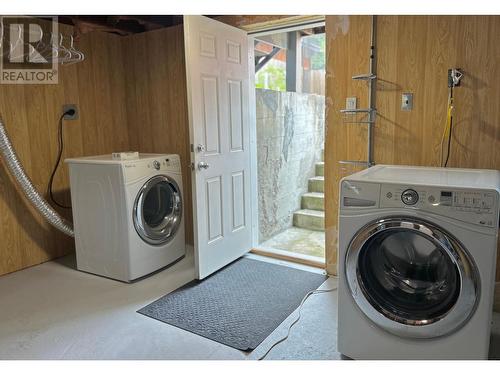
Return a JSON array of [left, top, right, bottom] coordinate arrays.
[[345, 216, 480, 339], [133, 175, 182, 245]]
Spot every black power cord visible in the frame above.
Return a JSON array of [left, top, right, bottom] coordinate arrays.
[[47, 109, 75, 209]]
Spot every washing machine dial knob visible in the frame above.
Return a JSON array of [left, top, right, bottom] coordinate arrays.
[[401, 189, 419, 205], [153, 160, 161, 170]]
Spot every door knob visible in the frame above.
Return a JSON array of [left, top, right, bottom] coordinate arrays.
[[197, 161, 209, 170]]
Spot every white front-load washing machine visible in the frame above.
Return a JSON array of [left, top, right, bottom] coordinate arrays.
[[337, 165, 500, 359], [66, 153, 185, 282]]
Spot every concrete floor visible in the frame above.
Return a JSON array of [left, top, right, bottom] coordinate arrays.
[[260, 227, 325, 258], [0, 252, 499, 360], [0, 252, 340, 360]]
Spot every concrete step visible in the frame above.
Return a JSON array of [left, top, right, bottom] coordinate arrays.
[[315, 162, 324, 177], [301, 192, 324, 211], [293, 209, 325, 231], [308, 176, 324, 193]]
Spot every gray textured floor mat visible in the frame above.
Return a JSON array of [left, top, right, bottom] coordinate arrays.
[[137, 257, 327, 351]]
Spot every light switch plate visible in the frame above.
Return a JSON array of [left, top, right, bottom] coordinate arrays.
[[401, 93, 413, 111], [346, 97, 357, 110]]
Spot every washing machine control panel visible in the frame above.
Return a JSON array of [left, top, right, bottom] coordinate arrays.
[[380, 183, 499, 228], [401, 189, 419, 205]]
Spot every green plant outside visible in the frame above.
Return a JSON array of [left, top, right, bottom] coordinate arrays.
[[255, 63, 286, 92]]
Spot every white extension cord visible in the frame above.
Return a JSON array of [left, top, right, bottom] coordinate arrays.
[[258, 284, 338, 360]]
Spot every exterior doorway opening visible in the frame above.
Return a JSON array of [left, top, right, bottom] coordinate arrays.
[[252, 23, 326, 267]]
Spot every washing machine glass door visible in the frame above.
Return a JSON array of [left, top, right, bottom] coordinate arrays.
[[345, 216, 479, 339], [133, 175, 182, 245]]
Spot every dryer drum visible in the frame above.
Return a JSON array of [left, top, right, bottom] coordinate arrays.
[[345, 216, 480, 339], [133, 175, 182, 246]]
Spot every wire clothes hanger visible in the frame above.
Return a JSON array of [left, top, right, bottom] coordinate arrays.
[[0, 22, 85, 65]]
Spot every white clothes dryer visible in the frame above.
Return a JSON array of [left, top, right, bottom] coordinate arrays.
[[66, 153, 185, 282]]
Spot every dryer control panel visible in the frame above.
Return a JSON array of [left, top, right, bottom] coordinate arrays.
[[380, 184, 499, 228], [123, 155, 182, 182]]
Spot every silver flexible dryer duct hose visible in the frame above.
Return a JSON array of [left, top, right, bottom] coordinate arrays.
[[0, 118, 74, 237]]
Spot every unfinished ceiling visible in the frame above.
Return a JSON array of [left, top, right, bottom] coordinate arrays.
[[45, 15, 325, 36], [47, 15, 184, 36]]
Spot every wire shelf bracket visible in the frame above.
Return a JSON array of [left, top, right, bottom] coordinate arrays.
[[352, 74, 377, 81]]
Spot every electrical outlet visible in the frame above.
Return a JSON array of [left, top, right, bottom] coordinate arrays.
[[62, 104, 78, 120], [401, 93, 413, 111], [346, 97, 357, 110]]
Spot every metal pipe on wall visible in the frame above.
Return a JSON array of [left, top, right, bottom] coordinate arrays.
[[0, 118, 74, 237], [367, 15, 377, 167]]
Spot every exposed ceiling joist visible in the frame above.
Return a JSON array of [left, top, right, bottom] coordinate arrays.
[[44, 15, 183, 36]]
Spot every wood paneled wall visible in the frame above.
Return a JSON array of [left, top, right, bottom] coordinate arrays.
[[0, 22, 192, 277], [325, 16, 500, 279], [324, 16, 372, 275], [122, 25, 193, 247], [0, 23, 129, 276]]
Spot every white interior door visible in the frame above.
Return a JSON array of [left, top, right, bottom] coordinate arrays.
[[184, 15, 253, 279]]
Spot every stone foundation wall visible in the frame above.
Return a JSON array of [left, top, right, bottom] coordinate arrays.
[[257, 88, 325, 243]]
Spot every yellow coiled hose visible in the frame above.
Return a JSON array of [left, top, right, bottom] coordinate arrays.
[[440, 91, 454, 167]]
